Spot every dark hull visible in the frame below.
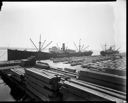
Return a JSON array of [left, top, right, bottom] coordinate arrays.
[[7, 49, 93, 60], [100, 51, 119, 56]]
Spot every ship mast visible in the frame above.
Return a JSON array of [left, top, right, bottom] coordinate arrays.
[[73, 39, 89, 52], [104, 44, 107, 51], [30, 34, 52, 52], [79, 39, 81, 52], [39, 34, 41, 52]]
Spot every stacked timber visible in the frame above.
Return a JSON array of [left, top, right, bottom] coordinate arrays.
[[35, 62, 50, 69], [50, 68, 77, 79], [25, 68, 62, 101], [64, 68, 76, 73], [60, 79, 113, 101], [0, 60, 21, 67], [10, 68, 25, 82], [60, 77, 126, 101], [20, 56, 36, 67], [78, 70, 126, 93], [81, 56, 126, 76]]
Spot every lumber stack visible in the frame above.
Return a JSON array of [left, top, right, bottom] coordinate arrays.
[[64, 68, 76, 73], [60, 80, 110, 101], [78, 70, 126, 92], [81, 57, 126, 76], [50, 67, 77, 79], [60, 78, 126, 102], [25, 68, 62, 101], [35, 62, 50, 69], [0, 60, 21, 67], [10, 68, 25, 82], [20, 56, 36, 67]]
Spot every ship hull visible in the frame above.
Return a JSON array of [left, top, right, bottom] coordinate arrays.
[[7, 49, 93, 60], [100, 51, 119, 56]]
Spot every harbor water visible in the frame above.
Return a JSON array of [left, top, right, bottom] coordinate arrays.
[[0, 49, 15, 101]]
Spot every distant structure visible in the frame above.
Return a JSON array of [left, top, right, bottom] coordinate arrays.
[[100, 44, 120, 56], [49, 43, 76, 54]]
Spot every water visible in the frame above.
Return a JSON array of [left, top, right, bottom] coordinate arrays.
[[0, 77, 15, 101], [0, 49, 14, 101]]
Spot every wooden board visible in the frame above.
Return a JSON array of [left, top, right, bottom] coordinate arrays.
[[70, 78, 126, 100], [26, 83, 50, 101], [25, 68, 59, 84], [78, 70, 126, 86], [64, 68, 76, 73], [63, 81, 125, 102], [25, 75, 59, 91], [78, 76, 126, 92], [60, 86, 87, 101], [26, 80, 58, 97], [35, 63, 50, 69]]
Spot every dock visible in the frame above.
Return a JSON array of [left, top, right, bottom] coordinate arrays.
[[0, 56, 126, 102]]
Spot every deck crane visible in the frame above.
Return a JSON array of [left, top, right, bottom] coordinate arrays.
[[73, 42, 79, 52], [83, 45, 89, 51], [42, 41, 52, 51], [73, 39, 90, 52], [30, 34, 52, 52]]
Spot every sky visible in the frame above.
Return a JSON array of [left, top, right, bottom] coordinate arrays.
[[0, 1, 126, 55]]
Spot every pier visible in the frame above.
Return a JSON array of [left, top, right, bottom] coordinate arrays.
[[0, 56, 126, 102]]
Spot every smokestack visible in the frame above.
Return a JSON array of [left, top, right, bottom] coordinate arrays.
[[62, 43, 65, 51]]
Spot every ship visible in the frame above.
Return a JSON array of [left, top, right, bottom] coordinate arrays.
[[7, 35, 93, 60], [100, 44, 120, 56]]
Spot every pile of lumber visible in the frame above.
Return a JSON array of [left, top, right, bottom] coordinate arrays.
[[60, 78, 126, 102], [35, 62, 50, 69], [10, 68, 25, 82], [64, 68, 76, 73], [78, 70, 126, 92], [25, 68, 62, 101], [50, 68, 77, 79], [81, 57, 126, 76], [20, 56, 36, 67], [0, 60, 21, 67]]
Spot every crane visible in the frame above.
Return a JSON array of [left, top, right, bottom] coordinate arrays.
[[73, 42, 79, 51], [73, 39, 90, 52], [30, 34, 52, 52]]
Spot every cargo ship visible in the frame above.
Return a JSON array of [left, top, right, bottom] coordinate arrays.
[[100, 44, 119, 56], [7, 36, 93, 60]]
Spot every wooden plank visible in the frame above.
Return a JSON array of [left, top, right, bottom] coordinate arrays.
[[105, 69, 126, 76], [78, 76, 126, 92], [26, 80, 58, 98], [0, 65, 21, 71], [64, 68, 76, 73], [63, 81, 125, 102], [70, 78, 126, 100], [50, 69, 76, 78], [25, 75, 59, 91], [35, 63, 50, 69], [25, 68, 59, 84], [26, 83, 50, 101], [60, 86, 86, 101], [79, 70, 126, 86]]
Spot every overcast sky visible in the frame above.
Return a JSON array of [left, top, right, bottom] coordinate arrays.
[[0, 1, 126, 54]]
